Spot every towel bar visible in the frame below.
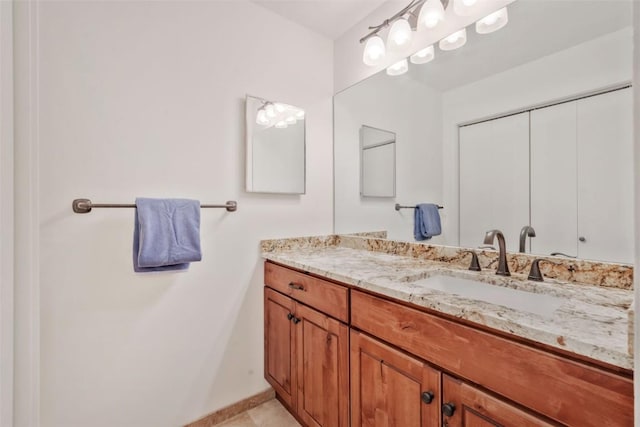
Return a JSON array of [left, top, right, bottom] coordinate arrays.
[[395, 203, 443, 211], [72, 198, 238, 213]]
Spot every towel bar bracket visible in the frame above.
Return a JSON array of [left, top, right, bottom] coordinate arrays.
[[72, 198, 238, 214]]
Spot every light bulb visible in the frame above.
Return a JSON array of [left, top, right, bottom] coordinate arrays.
[[418, 0, 445, 29], [386, 59, 408, 76], [362, 35, 386, 66], [256, 109, 269, 125], [295, 109, 305, 119], [275, 103, 285, 113], [476, 7, 508, 34], [410, 45, 435, 65], [387, 18, 413, 51], [439, 28, 467, 51], [285, 116, 296, 125], [265, 103, 276, 118], [275, 121, 287, 129], [453, 0, 480, 16]]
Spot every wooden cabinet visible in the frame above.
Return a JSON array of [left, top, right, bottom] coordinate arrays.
[[265, 262, 634, 427], [264, 267, 349, 427], [351, 330, 440, 427], [441, 375, 552, 427]]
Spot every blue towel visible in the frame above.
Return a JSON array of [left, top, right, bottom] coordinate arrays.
[[414, 203, 442, 241], [133, 198, 202, 272]]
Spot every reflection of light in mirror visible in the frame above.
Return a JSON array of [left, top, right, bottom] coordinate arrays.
[[275, 121, 288, 129], [275, 103, 285, 113], [265, 103, 276, 118], [418, 0, 445, 29], [439, 28, 467, 51], [476, 7, 508, 34], [453, 0, 481, 16], [387, 18, 413, 51], [256, 109, 269, 125], [410, 45, 435, 65], [386, 59, 409, 76], [285, 116, 296, 125], [295, 110, 305, 119], [363, 35, 386, 66]]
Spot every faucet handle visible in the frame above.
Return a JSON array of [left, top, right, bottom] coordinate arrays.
[[463, 250, 481, 271], [528, 258, 561, 282]]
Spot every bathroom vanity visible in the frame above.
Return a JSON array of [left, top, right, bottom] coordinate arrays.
[[262, 235, 633, 427]]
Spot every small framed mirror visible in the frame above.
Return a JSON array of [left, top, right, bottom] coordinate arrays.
[[360, 125, 396, 197], [245, 95, 306, 194]]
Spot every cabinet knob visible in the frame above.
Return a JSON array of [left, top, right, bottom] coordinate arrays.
[[292, 317, 301, 324], [579, 236, 586, 242], [287, 313, 294, 321], [442, 403, 456, 417], [421, 391, 435, 404]]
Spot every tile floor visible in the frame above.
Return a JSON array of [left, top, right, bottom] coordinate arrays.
[[214, 399, 301, 427]]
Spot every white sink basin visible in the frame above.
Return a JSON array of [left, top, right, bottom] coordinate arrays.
[[411, 275, 564, 318]]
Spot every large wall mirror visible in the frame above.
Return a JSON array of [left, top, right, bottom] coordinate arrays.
[[246, 95, 306, 194], [334, 0, 633, 264]]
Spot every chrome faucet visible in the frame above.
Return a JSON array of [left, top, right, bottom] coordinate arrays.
[[483, 229, 510, 276], [519, 226, 536, 253]]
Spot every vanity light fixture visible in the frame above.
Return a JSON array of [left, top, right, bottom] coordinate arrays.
[[410, 45, 435, 64], [256, 109, 270, 126], [255, 99, 305, 129], [439, 28, 467, 50], [275, 121, 288, 129], [285, 116, 297, 125], [387, 18, 413, 51], [363, 35, 386, 65], [453, 0, 481, 16], [418, 0, 445, 29], [386, 59, 409, 76], [476, 7, 508, 34]]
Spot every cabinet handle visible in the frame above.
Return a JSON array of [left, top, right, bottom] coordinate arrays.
[[287, 313, 294, 321], [442, 403, 456, 417], [421, 391, 434, 404], [579, 236, 586, 242], [288, 282, 306, 291], [292, 317, 301, 324]]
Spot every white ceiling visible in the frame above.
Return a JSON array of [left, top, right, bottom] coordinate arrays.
[[406, 0, 633, 90], [252, 0, 390, 40]]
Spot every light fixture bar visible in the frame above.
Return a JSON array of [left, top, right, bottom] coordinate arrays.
[[359, 0, 449, 44]]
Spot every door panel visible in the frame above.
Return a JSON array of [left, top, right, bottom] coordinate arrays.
[[351, 330, 440, 427]]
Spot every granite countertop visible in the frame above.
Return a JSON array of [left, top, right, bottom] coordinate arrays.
[[261, 235, 634, 370]]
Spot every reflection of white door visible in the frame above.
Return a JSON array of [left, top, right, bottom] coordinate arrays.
[[459, 112, 530, 250], [530, 102, 578, 257], [576, 88, 633, 264]]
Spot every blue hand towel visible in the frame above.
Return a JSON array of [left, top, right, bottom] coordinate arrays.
[[133, 198, 202, 272], [414, 203, 442, 241]]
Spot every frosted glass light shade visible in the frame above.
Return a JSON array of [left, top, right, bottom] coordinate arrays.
[[439, 28, 467, 51], [295, 109, 305, 119], [362, 35, 386, 66], [476, 7, 508, 34], [418, 0, 445, 29], [285, 116, 297, 125], [387, 18, 413, 51], [275, 103, 286, 113], [265, 103, 276, 118], [256, 109, 269, 125], [453, 0, 480, 16], [410, 45, 435, 65], [386, 59, 408, 76], [275, 121, 287, 129]]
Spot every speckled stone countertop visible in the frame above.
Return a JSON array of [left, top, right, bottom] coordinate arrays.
[[261, 234, 634, 370]]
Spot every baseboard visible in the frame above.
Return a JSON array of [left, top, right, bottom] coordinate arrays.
[[185, 388, 275, 427]]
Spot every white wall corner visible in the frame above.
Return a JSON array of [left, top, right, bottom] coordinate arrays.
[[13, 0, 41, 426]]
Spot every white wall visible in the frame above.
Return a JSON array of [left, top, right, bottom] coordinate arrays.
[[441, 28, 633, 245], [334, 72, 443, 242], [333, 0, 514, 92], [633, 0, 639, 422], [15, 1, 333, 426]]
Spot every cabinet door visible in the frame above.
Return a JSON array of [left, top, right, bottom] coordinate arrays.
[[576, 88, 633, 264], [459, 112, 529, 250], [295, 303, 349, 427], [441, 375, 552, 427], [530, 101, 578, 257], [351, 330, 440, 427], [264, 288, 296, 409]]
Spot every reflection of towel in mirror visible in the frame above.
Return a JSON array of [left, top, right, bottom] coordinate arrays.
[[133, 198, 202, 272], [414, 203, 442, 241]]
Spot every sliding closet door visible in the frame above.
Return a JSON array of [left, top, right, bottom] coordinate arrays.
[[576, 88, 633, 264], [530, 102, 578, 257], [459, 112, 529, 250]]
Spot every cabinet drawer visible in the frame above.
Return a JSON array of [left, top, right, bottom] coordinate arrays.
[[265, 262, 349, 322], [351, 290, 633, 427]]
